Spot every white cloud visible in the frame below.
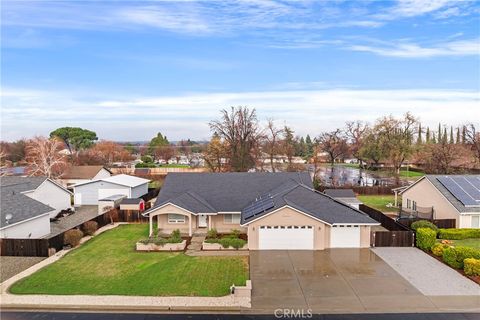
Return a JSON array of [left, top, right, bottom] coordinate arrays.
[[2, 87, 478, 141], [349, 38, 480, 57]]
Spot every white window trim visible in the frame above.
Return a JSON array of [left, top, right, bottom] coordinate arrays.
[[168, 214, 186, 224], [223, 213, 241, 224]]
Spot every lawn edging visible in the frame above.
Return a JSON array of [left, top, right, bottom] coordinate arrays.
[[136, 240, 187, 251]]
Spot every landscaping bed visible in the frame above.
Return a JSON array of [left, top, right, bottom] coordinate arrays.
[[9, 224, 249, 297], [136, 229, 189, 252], [203, 229, 248, 251]]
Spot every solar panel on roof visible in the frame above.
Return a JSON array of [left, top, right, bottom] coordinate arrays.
[[437, 176, 480, 207], [467, 176, 480, 190], [242, 194, 275, 220]]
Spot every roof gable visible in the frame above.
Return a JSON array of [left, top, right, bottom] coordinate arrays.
[[62, 166, 112, 179]]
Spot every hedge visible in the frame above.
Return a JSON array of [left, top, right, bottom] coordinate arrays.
[[416, 228, 437, 251], [438, 228, 480, 240], [464, 258, 480, 276], [64, 229, 84, 247], [442, 246, 480, 269], [411, 220, 438, 232], [431, 243, 450, 257]]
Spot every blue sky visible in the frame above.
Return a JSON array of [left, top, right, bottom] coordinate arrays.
[[1, 0, 479, 141]]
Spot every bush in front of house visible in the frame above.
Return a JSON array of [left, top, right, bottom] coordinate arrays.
[[82, 221, 98, 236], [218, 237, 247, 249], [438, 228, 480, 240], [139, 229, 182, 245], [207, 228, 218, 239], [431, 243, 450, 257], [64, 229, 84, 247], [416, 228, 437, 251], [442, 246, 480, 269], [411, 220, 438, 232], [464, 258, 480, 276]]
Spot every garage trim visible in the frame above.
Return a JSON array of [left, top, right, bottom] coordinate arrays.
[[258, 225, 314, 250]]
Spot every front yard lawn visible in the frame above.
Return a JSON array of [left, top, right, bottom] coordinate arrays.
[[10, 224, 248, 297], [358, 195, 396, 212], [438, 238, 480, 250]]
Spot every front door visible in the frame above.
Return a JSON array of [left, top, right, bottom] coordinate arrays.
[[198, 214, 207, 228]]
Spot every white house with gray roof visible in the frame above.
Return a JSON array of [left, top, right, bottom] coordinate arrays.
[[400, 175, 480, 228], [0, 176, 72, 239], [144, 172, 379, 250]]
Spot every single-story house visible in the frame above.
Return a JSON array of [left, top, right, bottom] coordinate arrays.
[[1, 176, 72, 238], [98, 194, 127, 214], [59, 165, 112, 189], [120, 198, 145, 211], [324, 189, 363, 209], [399, 175, 480, 228], [73, 174, 150, 206], [144, 172, 379, 250]]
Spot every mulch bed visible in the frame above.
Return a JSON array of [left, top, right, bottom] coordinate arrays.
[[208, 233, 248, 241], [426, 251, 480, 285]]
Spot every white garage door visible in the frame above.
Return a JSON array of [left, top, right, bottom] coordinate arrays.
[[259, 226, 314, 250], [98, 189, 129, 200], [330, 225, 361, 248]]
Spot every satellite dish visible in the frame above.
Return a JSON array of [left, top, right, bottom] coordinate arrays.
[[5, 213, 13, 224]]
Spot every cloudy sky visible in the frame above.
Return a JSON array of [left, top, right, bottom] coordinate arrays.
[[1, 0, 479, 141]]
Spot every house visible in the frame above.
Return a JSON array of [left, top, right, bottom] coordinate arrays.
[[144, 172, 379, 250], [59, 165, 112, 189], [324, 189, 363, 209], [399, 175, 480, 228], [120, 198, 145, 211], [0, 176, 73, 238], [73, 174, 150, 206]]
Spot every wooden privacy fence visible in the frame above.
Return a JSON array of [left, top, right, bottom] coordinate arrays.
[[397, 217, 456, 229], [371, 231, 415, 247], [359, 204, 410, 231], [0, 238, 50, 257]]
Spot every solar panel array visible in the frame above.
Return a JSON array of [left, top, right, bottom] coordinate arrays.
[[242, 194, 275, 221], [437, 176, 480, 207]]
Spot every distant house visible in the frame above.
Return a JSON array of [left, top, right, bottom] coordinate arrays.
[[400, 175, 480, 228], [73, 174, 150, 206], [0, 176, 73, 238], [324, 189, 363, 209], [59, 165, 112, 189]]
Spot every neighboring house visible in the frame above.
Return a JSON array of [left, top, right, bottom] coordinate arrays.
[[73, 174, 150, 206], [59, 165, 112, 189], [324, 189, 363, 209], [0, 176, 72, 238], [400, 175, 480, 228], [144, 172, 379, 250], [120, 198, 145, 211]]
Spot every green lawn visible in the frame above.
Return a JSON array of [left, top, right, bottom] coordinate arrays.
[[438, 238, 480, 249], [358, 195, 396, 212], [398, 170, 424, 178], [10, 224, 248, 297]]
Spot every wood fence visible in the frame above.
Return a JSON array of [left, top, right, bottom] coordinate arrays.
[[371, 230, 415, 247], [0, 238, 50, 257], [359, 204, 410, 231], [397, 217, 456, 229]]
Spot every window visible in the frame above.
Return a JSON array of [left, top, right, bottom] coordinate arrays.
[[223, 214, 241, 224], [472, 216, 480, 228], [168, 214, 185, 224], [407, 199, 411, 209], [412, 201, 417, 211]]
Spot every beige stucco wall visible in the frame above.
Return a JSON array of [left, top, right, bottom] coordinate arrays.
[[246, 207, 330, 250], [149, 204, 197, 234], [401, 178, 460, 224], [209, 214, 247, 233]]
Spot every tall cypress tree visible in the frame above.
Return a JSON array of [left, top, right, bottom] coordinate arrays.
[[462, 126, 466, 144], [456, 127, 461, 144], [417, 123, 422, 144], [442, 127, 448, 144], [432, 133, 437, 144], [449, 126, 454, 144], [437, 123, 442, 143], [425, 127, 430, 143]]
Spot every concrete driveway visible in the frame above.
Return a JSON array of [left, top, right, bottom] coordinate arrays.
[[248, 249, 479, 314]]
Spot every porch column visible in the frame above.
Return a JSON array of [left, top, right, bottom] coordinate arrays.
[[149, 213, 153, 236], [394, 191, 398, 207], [189, 215, 192, 236], [208, 216, 212, 230], [157, 214, 160, 232]]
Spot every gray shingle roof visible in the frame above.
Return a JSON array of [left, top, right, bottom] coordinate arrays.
[[154, 172, 312, 213], [0, 176, 54, 227], [241, 183, 378, 225], [425, 175, 480, 213], [324, 189, 356, 198], [121, 198, 145, 205]]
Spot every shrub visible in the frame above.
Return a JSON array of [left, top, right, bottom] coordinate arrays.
[[438, 228, 480, 240], [464, 258, 480, 276], [64, 229, 84, 247], [411, 220, 438, 232], [141, 155, 153, 163], [207, 228, 218, 239], [82, 221, 98, 236], [442, 246, 480, 269], [219, 237, 246, 249], [231, 229, 241, 238], [168, 229, 182, 243], [416, 228, 437, 251], [431, 243, 450, 257]]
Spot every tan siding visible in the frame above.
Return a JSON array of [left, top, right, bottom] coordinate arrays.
[[360, 226, 371, 248], [209, 215, 246, 233]]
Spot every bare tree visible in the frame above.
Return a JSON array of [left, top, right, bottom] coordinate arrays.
[[424, 142, 465, 174], [265, 119, 284, 172], [209, 106, 261, 172], [465, 123, 480, 162], [25, 137, 68, 178], [345, 121, 368, 166], [203, 133, 228, 172], [317, 129, 348, 166]]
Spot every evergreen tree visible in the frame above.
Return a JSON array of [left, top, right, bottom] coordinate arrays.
[[417, 123, 422, 144], [442, 127, 448, 144], [462, 126, 467, 144], [432, 134, 437, 144], [305, 134, 314, 157], [437, 123, 442, 143], [425, 127, 430, 143], [456, 127, 461, 144], [449, 126, 454, 144]]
